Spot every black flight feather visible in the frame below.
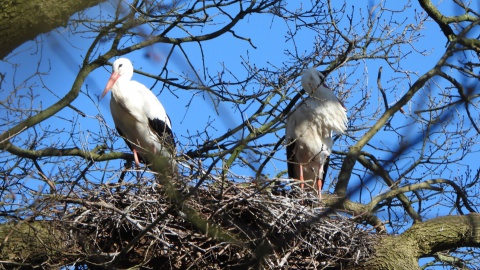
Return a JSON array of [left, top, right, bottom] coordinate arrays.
[[286, 139, 296, 178], [148, 117, 176, 154]]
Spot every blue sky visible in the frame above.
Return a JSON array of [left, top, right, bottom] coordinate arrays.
[[0, 0, 461, 200], [0, 0, 456, 210], [1, 0, 479, 267]]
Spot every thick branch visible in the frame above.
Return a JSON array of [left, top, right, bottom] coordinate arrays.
[[360, 213, 480, 269], [0, 0, 105, 59], [418, 0, 455, 41], [418, 0, 480, 51], [322, 194, 386, 232], [2, 141, 132, 162]]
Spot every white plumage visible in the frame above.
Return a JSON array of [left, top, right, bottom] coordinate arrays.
[[286, 68, 347, 198], [102, 58, 176, 176]]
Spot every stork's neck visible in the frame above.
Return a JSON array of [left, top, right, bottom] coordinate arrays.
[[112, 75, 132, 92], [310, 86, 330, 98], [118, 74, 132, 83]]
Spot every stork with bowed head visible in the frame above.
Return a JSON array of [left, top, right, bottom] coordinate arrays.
[[286, 68, 347, 199], [102, 58, 177, 177]]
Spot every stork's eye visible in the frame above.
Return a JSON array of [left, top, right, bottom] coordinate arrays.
[[119, 64, 123, 68]]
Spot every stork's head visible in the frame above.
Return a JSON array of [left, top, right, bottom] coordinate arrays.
[[101, 58, 134, 98], [301, 68, 328, 95]]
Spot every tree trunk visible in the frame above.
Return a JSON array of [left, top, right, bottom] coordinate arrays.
[[0, 221, 70, 269], [359, 214, 480, 269], [0, 0, 105, 59]]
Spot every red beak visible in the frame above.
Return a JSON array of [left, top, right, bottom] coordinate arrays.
[[101, 72, 121, 98]]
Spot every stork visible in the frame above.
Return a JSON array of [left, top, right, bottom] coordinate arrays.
[[285, 68, 347, 199], [102, 58, 176, 177]]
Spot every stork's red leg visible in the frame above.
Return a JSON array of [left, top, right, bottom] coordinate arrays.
[[317, 164, 324, 200], [133, 148, 141, 179], [299, 164, 305, 189], [316, 179, 323, 200]]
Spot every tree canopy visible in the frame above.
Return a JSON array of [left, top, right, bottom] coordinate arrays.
[[1, 0, 480, 269]]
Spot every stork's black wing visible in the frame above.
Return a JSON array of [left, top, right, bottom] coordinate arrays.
[[148, 116, 176, 154], [321, 156, 330, 190], [286, 139, 296, 178]]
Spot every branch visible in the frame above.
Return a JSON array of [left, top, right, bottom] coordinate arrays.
[[362, 213, 480, 269], [0, 62, 100, 152], [0, 0, 105, 59], [366, 178, 477, 214], [357, 153, 422, 222], [419, 0, 480, 51], [334, 45, 454, 196], [322, 194, 386, 232], [2, 141, 131, 162], [112, 1, 274, 56], [418, 0, 455, 41]]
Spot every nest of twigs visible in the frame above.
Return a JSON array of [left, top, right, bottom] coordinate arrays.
[[67, 177, 376, 269]]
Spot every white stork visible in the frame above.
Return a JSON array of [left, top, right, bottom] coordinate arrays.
[[286, 68, 347, 199], [102, 58, 176, 176]]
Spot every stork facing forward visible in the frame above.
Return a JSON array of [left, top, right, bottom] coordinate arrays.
[[102, 58, 177, 177], [286, 68, 347, 199]]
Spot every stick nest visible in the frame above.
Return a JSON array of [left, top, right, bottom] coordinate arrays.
[[65, 178, 376, 269]]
